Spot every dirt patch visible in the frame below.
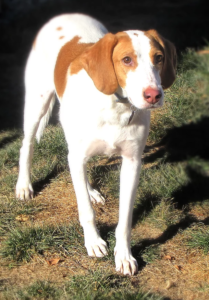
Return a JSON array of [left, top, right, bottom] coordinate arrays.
[[139, 232, 209, 300]]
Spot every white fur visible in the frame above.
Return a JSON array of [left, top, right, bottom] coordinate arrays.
[[16, 13, 164, 276], [124, 30, 164, 109]]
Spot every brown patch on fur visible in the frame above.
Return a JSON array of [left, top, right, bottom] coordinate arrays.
[[59, 36, 65, 39], [56, 26, 62, 31], [145, 29, 176, 89], [33, 36, 37, 49], [76, 32, 137, 93], [113, 32, 138, 88], [55, 32, 137, 97], [32, 31, 40, 50], [145, 33, 164, 66], [54, 36, 93, 98], [76, 33, 119, 95], [133, 33, 138, 37]]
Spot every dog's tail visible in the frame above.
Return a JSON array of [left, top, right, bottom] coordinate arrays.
[[36, 92, 56, 143]]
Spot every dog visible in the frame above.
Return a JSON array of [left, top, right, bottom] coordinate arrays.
[[16, 13, 176, 275]]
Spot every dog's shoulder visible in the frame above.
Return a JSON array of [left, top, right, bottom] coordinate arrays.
[[54, 36, 94, 99]]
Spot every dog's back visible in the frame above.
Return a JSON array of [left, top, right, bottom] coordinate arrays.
[[24, 14, 107, 141], [28, 14, 107, 84]]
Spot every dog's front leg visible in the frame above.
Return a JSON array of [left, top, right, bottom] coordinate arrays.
[[69, 154, 108, 257], [114, 155, 141, 275]]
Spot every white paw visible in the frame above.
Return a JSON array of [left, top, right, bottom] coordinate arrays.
[[16, 182, 34, 200], [114, 247, 138, 275], [89, 188, 105, 205], [85, 236, 108, 257]]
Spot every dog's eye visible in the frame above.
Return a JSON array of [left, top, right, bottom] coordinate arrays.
[[155, 54, 163, 64], [122, 56, 132, 65]]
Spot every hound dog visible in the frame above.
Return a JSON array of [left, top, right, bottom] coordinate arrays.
[[16, 14, 176, 275]]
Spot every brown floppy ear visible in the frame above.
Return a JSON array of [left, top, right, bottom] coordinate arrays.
[[80, 33, 119, 95], [160, 36, 177, 89]]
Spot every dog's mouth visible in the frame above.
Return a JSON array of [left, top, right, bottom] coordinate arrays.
[[130, 102, 162, 111], [147, 103, 162, 110]]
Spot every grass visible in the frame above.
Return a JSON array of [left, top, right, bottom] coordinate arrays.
[[186, 223, 209, 254], [1, 49, 209, 299], [2, 277, 165, 300], [141, 244, 161, 264], [1, 223, 84, 262]]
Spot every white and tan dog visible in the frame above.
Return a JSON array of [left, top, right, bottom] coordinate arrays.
[[16, 14, 176, 275]]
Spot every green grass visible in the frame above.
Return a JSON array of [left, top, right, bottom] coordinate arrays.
[[2, 276, 164, 300], [0, 198, 44, 237], [141, 244, 161, 264], [186, 224, 209, 254], [1, 223, 84, 262], [32, 125, 68, 179]]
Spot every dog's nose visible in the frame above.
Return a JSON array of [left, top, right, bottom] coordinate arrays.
[[143, 87, 162, 104]]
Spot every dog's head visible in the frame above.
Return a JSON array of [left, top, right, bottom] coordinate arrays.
[[79, 30, 176, 110]]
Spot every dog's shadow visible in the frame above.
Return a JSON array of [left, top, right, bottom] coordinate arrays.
[[145, 117, 209, 164], [33, 165, 63, 196], [144, 117, 209, 208], [0, 132, 21, 149], [132, 215, 209, 271]]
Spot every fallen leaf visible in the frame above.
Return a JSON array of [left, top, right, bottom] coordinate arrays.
[[163, 255, 176, 261], [15, 214, 29, 222], [174, 265, 183, 271], [46, 258, 60, 266], [163, 255, 172, 260], [165, 280, 175, 289]]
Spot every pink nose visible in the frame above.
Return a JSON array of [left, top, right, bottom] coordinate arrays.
[[143, 87, 162, 104]]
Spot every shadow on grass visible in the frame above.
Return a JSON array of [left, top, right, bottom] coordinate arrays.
[[0, 133, 21, 149], [89, 162, 120, 191], [32, 165, 65, 196], [132, 215, 209, 271], [145, 117, 209, 164], [172, 167, 209, 209], [132, 195, 160, 227], [143, 117, 209, 208]]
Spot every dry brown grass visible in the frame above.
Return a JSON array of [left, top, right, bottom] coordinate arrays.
[[139, 231, 209, 300]]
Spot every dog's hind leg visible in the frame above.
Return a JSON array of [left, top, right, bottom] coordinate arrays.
[[16, 89, 55, 200]]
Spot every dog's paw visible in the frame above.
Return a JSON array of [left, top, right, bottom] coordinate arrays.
[[89, 188, 105, 205], [16, 182, 34, 200], [114, 247, 138, 275], [85, 237, 108, 257]]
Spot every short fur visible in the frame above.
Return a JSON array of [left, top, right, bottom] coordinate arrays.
[[16, 13, 176, 275]]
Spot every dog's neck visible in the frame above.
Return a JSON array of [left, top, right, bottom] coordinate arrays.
[[114, 91, 138, 125], [114, 92, 129, 104]]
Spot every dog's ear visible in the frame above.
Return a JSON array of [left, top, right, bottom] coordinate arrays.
[[146, 30, 177, 89], [159, 36, 177, 89], [80, 33, 119, 95]]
